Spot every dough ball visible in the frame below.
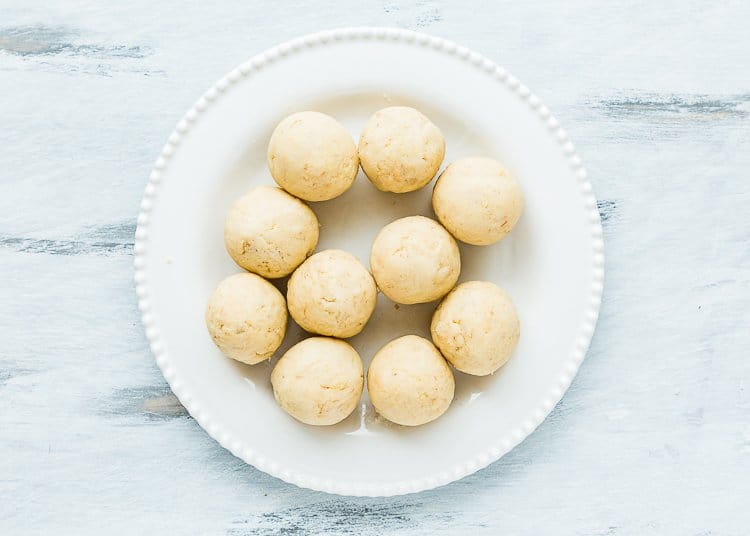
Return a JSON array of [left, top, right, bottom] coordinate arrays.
[[358, 106, 445, 193], [287, 249, 377, 338], [205, 273, 287, 364], [271, 337, 364, 426], [267, 111, 359, 201], [367, 335, 454, 426], [370, 216, 460, 304], [224, 186, 319, 278], [431, 281, 520, 376], [432, 157, 524, 245]]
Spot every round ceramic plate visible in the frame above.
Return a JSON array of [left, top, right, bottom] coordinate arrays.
[[134, 27, 603, 497]]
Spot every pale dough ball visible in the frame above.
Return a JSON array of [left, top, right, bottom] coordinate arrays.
[[271, 337, 364, 426], [358, 106, 445, 193], [370, 216, 460, 304], [224, 186, 319, 278], [432, 157, 524, 245], [205, 273, 287, 365], [431, 281, 520, 376], [287, 249, 377, 338], [367, 335, 454, 426], [267, 111, 359, 201]]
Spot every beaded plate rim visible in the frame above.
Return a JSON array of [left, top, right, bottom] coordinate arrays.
[[133, 26, 604, 497]]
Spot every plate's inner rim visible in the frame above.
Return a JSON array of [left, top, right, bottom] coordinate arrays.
[[133, 26, 605, 497]]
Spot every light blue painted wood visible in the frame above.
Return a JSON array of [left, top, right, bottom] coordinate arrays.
[[1, 1, 748, 534]]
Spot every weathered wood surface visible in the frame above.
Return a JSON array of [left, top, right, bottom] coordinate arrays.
[[1, 1, 748, 534]]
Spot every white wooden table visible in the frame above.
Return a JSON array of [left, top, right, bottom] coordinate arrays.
[[1, 1, 748, 534]]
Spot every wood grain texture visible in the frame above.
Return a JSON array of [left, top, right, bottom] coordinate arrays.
[[1, 0, 748, 534]]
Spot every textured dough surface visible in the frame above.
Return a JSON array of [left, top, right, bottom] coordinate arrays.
[[432, 157, 524, 245], [370, 216, 460, 304], [224, 185, 319, 278], [271, 337, 364, 426], [367, 335, 454, 426], [267, 111, 359, 201], [431, 281, 520, 376], [205, 272, 287, 365], [287, 249, 377, 338], [358, 106, 445, 193]]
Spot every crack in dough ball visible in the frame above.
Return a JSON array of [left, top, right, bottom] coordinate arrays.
[[271, 337, 364, 426], [367, 335, 455, 426], [431, 281, 520, 376], [267, 111, 359, 201], [370, 216, 460, 304], [205, 273, 287, 365], [287, 249, 377, 338], [358, 106, 445, 193], [224, 186, 319, 278], [432, 157, 524, 245]]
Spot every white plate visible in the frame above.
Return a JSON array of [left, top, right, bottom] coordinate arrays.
[[135, 27, 604, 497]]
